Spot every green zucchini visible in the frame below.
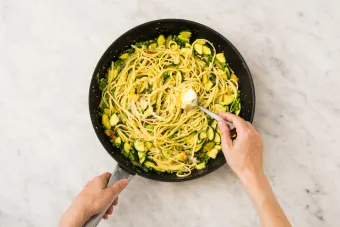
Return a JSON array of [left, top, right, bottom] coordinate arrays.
[[231, 73, 239, 82], [202, 45, 212, 55], [104, 129, 112, 137], [210, 120, 218, 130], [115, 137, 122, 147], [214, 145, 222, 150], [225, 67, 231, 79], [195, 162, 206, 170], [119, 53, 129, 60], [199, 131, 207, 140], [175, 152, 187, 161], [145, 141, 153, 150], [166, 35, 172, 47], [102, 114, 111, 129], [157, 35, 165, 46], [144, 161, 156, 169], [161, 149, 170, 159], [138, 152, 146, 163], [205, 80, 214, 90], [109, 114, 120, 127], [207, 148, 219, 159], [194, 144, 203, 152], [203, 141, 215, 151], [216, 53, 226, 63], [202, 73, 208, 83], [195, 40, 206, 45], [207, 126, 214, 141], [214, 104, 227, 113], [123, 142, 131, 153], [220, 95, 234, 105], [149, 43, 157, 49], [176, 71, 183, 83], [194, 43, 203, 55], [178, 31, 191, 42], [134, 140, 145, 152], [214, 132, 221, 143], [103, 108, 110, 116]]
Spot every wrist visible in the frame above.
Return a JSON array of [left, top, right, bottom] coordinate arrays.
[[239, 171, 266, 189], [59, 202, 91, 227]]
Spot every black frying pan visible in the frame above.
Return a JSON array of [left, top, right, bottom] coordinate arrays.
[[86, 19, 255, 226]]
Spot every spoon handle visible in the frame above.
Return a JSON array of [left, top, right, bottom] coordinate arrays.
[[198, 106, 235, 130]]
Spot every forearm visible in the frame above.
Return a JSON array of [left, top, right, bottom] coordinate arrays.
[[243, 173, 291, 227]]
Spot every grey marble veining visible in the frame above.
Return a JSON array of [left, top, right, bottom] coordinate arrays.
[[1, 0, 339, 226]]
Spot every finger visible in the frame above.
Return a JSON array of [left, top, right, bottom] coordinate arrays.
[[105, 179, 129, 200], [113, 198, 119, 206], [106, 206, 113, 215], [219, 112, 249, 135], [218, 120, 232, 149], [246, 121, 258, 132], [98, 172, 112, 188]]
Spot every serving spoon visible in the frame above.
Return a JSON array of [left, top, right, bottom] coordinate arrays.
[[181, 88, 235, 130]]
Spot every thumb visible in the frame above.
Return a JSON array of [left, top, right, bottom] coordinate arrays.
[[218, 120, 232, 152], [104, 179, 129, 200]]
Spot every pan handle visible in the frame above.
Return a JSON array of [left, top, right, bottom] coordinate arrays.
[[83, 165, 134, 227]]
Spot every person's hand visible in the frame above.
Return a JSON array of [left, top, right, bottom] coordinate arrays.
[[59, 172, 128, 227], [218, 112, 264, 185]]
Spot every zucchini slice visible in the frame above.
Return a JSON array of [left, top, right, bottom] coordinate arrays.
[[178, 31, 191, 42], [210, 120, 218, 130], [109, 114, 120, 127], [214, 104, 227, 113], [103, 108, 110, 116], [214, 132, 221, 143], [196, 162, 206, 170], [115, 137, 122, 147], [221, 95, 234, 105], [195, 40, 206, 45], [157, 35, 165, 46], [175, 152, 187, 161], [235, 103, 241, 115], [205, 80, 214, 90], [181, 47, 191, 55], [144, 161, 156, 169], [145, 141, 153, 150], [170, 44, 177, 50], [199, 131, 207, 140], [194, 144, 203, 153], [203, 141, 215, 151], [202, 45, 212, 55], [207, 148, 219, 159], [161, 150, 170, 159], [149, 43, 157, 49], [230, 73, 239, 82], [207, 126, 214, 141], [214, 145, 222, 150], [119, 53, 129, 60], [134, 140, 145, 152], [166, 35, 172, 48], [102, 114, 111, 129], [123, 142, 131, 153], [225, 67, 231, 79], [202, 73, 208, 83], [216, 53, 226, 63], [194, 43, 203, 55], [139, 153, 146, 164]]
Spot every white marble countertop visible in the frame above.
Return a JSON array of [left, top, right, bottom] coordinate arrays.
[[1, 0, 340, 226]]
